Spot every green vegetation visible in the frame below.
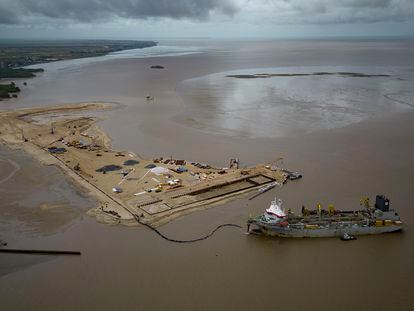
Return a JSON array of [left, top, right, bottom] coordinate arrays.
[[0, 39, 157, 83], [0, 39, 157, 69], [335, 72, 390, 77], [227, 72, 391, 79], [0, 82, 20, 99], [0, 40, 157, 81], [0, 68, 44, 78], [0, 40, 158, 100]]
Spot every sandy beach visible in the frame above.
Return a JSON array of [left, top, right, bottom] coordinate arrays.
[[0, 39, 413, 310]]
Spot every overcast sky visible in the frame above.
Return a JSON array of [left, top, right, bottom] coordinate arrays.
[[0, 0, 413, 39]]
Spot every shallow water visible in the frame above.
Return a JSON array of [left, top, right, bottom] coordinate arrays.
[[178, 66, 414, 137], [0, 145, 97, 278], [0, 145, 96, 243]]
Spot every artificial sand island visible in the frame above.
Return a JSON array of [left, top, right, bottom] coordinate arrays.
[[0, 102, 293, 227]]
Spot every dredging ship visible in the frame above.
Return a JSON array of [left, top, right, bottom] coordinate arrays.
[[247, 195, 404, 238]]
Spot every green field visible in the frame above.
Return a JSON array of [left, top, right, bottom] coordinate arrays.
[[0, 82, 20, 99], [0, 68, 44, 78], [0, 39, 157, 70]]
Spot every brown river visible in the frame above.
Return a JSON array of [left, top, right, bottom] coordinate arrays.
[[0, 39, 413, 310]]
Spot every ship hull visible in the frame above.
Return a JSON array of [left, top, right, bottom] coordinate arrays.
[[248, 221, 403, 238]]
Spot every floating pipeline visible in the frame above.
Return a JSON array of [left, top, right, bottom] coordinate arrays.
[[136, 216, 242, 243]]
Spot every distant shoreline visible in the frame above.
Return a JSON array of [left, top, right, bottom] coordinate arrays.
[[0, 39, 158, 75], [0, 39, 158, 99]]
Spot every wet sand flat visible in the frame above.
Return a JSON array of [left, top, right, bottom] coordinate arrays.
[[0, 145, 96, 277]]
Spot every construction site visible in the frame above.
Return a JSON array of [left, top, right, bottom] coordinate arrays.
[[0, 102, 296, 227]]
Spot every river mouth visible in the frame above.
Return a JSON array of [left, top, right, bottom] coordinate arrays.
[[177, 66, 414, 138], [0, 39, 413, 311]]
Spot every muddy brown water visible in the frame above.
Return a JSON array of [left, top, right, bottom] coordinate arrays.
[[0, 39, 413, 310]]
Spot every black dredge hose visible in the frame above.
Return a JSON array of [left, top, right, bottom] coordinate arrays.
[[140, 222, 243, 243]]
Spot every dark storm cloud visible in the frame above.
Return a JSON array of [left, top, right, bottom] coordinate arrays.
[[0, 0, 413, 25], [235, 0, 414, 24], [0, 0, 238, 24], [278, 0, 414, 23], [0, 5, 19, 24]]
